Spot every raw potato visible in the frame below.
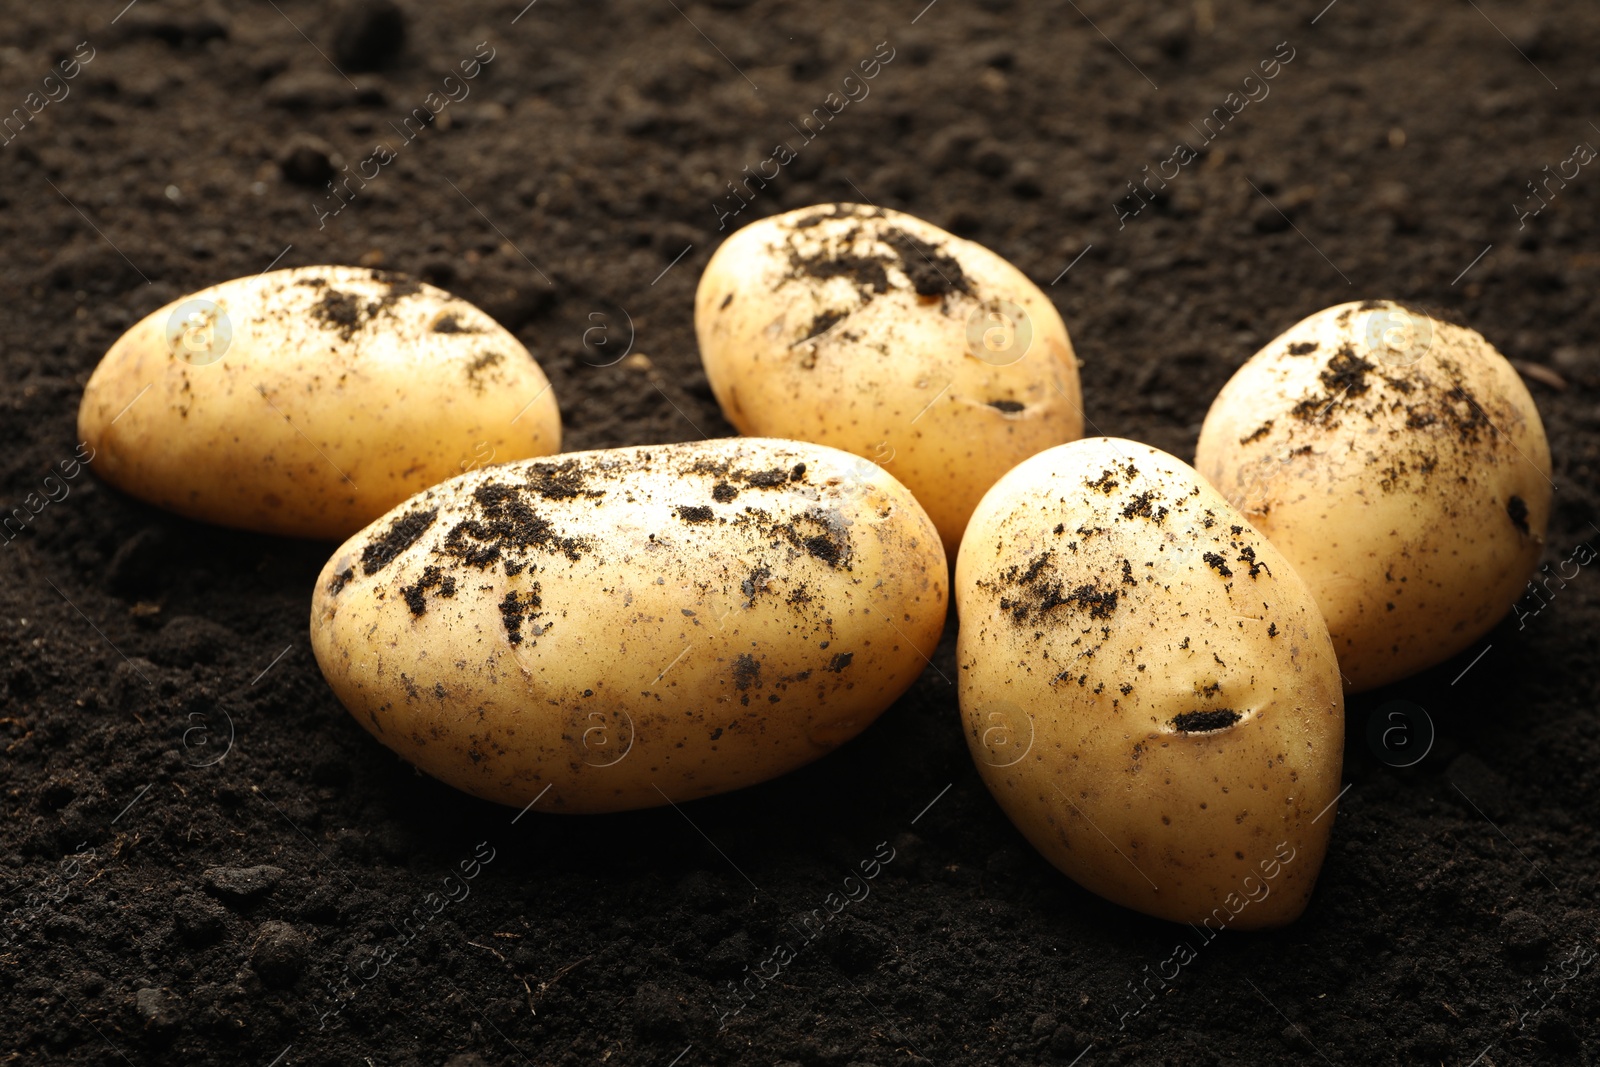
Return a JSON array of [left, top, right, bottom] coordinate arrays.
[[310, 438, 947, 814], [78, 265, 561, 540], [696, 202, 1083, 557], [1195, 300, 1551, 691], [956, 438, 1343, 928]]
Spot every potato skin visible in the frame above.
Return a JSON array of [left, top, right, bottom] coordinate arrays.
[[78, 265, 561, 540], [310, 438, 947, 814], [695, 203, 1083, 558], [1195, 300, 1551, 691], [956, 438, 1343, 929]]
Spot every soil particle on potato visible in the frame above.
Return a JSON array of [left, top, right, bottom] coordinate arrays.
[[741, 468, 790, 488], [1240, 421, 1274, 444], [789, 237, 892, 297], [800, 309, 848, 342], [1120, 490, 1168, 523], [1235, 546, 1269, 579], [826, 651, 854, 672], [1507, 495, 1530, 535], [1171, 709, 1242, 732], [793, 203, 884, 229], [439, 483, 590, 571], [430, 311, 473, 333], [524, 460, 605, 502], [994, 551, 1120, 624], [310, 287, 367, 341], [1291, 347, 1376, 421], [368, 268, 422, 299], [308, 271, 423, 341], [327, 566, 355, 594], [785, 507, 853, 568], [1288, 341, 1319, 355], [712, 482, 739, 503], [1202, 551, 1233, 579], [783, 210, 971, 311], [1386, 375, 1493, 446], [498, 586, 543, 646], [360, 507, 439, 575], [400, 565, 456, 616], [741, 563, 773, 606], [879, 228, 972, 298], [1087, 469, 1119, 493], [731, 653, 762, 690], [464, 351, 504, 388], [675, 505, 715, 525], [1439, 383, 1493, 443], [1068, 585, 1120, 617]]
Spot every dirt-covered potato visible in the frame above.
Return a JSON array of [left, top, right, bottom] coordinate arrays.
[[956, 438, 1344, 928], [695, 202, 1083, 557], [78, 265, 561, 540], [1195, 300, 1551, 691], [310, 438, 947, 814]]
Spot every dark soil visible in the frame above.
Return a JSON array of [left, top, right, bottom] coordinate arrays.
[[3, 1, 1599, 1065]]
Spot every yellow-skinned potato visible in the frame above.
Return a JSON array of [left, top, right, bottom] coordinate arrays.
[[956, 438, 1343, 929], [78, 265, 561, 540], [310, 438, 947, 813], [1195, 300, 1551, 691], [695, 203, 1083, 558]]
